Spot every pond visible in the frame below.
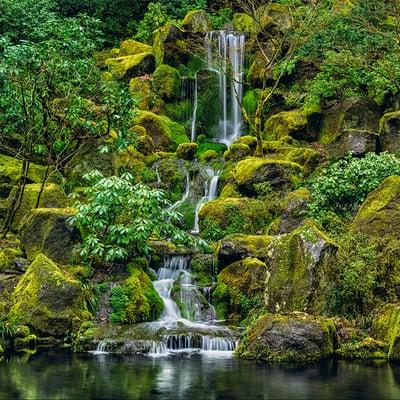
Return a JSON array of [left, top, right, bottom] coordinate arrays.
[[1, 352, 400, 399]]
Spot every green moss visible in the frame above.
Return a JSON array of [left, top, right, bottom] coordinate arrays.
[[152, 64, 181, 101], [267, 221, 338, 314], [9, 254, 85, 337], [336, 337, 388, 360], [235, 312, 336, 363], [220, 183, 241, 198], [6, 183, 68, 232], [224, 144, 251, 161], [20, 207, 78, 264], [232, 13, 256, 33], [371, 303, 400, 360], [176, 143, 198, 160], [233, 157, 303, 195], [352, 176, 400, 238], [242, 89, 259, 121], [182, 10, 211, 32], [136, 111, 189, 152], [0, 248, 22, 272], [110, 267, 163, 324], [264, 106, 321, 141], [199, 150, 218, 162], [199, 197, 272, 241], [106, 52, 155, 79], [129, 77, 152, 111], [119, 39, 152, 56]]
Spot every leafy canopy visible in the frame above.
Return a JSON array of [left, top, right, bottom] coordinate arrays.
[[70, 171, 201, 263]]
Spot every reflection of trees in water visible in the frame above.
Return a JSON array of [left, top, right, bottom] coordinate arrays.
[[1, 354, 400, 399]]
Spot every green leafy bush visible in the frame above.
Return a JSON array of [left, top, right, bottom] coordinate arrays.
[[109, 285, 130, 323], [70, 170, 198, 263], [308, 153, 400, 219]]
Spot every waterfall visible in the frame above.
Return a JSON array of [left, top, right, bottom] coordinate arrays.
[[190, 73, 198, 142], [90, 340, 109, 355], [192, 167, 220, 234], [205, 30, 245, 146], [168, 170, 190, 212], [156, 168, 162, 185]]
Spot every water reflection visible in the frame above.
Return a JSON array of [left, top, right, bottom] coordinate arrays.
[[1, 352, 400, 399]]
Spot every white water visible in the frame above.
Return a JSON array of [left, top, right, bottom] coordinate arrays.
[[190, 73, 198, 142], [168, 170, 190, 212], [90, 340, 109, 355], [148, 256, 236, 356], [205, 30, 245, 146], [192, 167, 220, 234], [156, 168, 162, 185]]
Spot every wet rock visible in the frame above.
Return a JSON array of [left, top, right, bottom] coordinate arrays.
[[235, 312, 336, 363], [20, 208, 80, 264], [379, 111, 400, 154]]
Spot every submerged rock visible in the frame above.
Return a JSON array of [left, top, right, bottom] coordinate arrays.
[[235, 312, 336, 363], [352, 176, 400, 238], [9, 254, 85, 337], [20, 208, 79, 264]]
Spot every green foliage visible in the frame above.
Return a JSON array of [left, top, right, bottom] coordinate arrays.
[[209, 8, 234, 29], [70, 170, 197, 263], [0, 317, 18, 340], [308, 153, 400, 219], [109, 285, 130, 323]]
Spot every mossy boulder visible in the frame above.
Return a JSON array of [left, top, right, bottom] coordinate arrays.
[[271, 146, 321, 174], [336, 336, 388, 360], [218, 234, 274, 268], [20, 208, 79, 264], [379, 111, 400, 154], [213, 257, 268, 321], [0, 154, 59, 199], [326, 128, 378, 160], [269, 188, 312, 234], [182, 10, 211, 32], [0, 247, 23, 272], [199, 149, 218, 162], [264, 107, 322, 142], [266, 221, 338, 314], [129, 77, 152, 111], [224, 143, 251, 161], [6, 183, 68, 231], [119, 39, 152, 56], [110, 267, 163, 324], [176, 143, 198, 160], [371, 303, 400, 360], [199, 197, 272, 241], [233, 157, 303, 196], [136, 135, 154, 156], [9, 254, 85, 337], [106, 52, 155, 80], [153, 23, 187, 67], [352, 176, 400, 238], [319, 97, 380, 145], [152, 64, 181, 101], [136, 111, 188, 152], [233, 13, 256, 33], [220, 183, 241, 198], [235, 312, 336, 363]]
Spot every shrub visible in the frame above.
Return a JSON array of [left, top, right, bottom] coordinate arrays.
[[308, 152, 400, 219]]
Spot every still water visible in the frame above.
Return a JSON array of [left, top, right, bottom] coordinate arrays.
[[1, 352, 400, 399]]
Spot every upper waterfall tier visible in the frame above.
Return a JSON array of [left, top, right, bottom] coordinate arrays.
[[205, 30, 246, 146]]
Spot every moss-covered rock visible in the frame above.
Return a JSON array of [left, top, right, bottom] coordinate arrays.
[[136, 135, 154, 156], [213, 257, 268, 321], [233, 13, 256, 33], [233, 157, 303, 196], [119, 39, 152, 56], [0, 247, 23, 272], [224, 143, 251, 161], [106, 52, 155, 80], [136, 111, 188, 152], [152, 64, 181, 101], [9, 254, 85, 337], [218, 234, 274, 268], [319, 97, 380, 145], [182, 10, 211, 32], [6, 183, 68, 231], [110, 267, 163, 324], [176, 143, 198, 160], [129, 77, 152, 111], [271, 146, 321, 174], [371, 303, 400, 360], [379, 111, 400, 154], [199, 197, 272, 241], [352, 176, 400, 238], [153, 23, 188, 67], [199, 150, 218, 162], [266, 221, 338, 314], [235, 312, 336, 363], [0, 154, 59, 199], [336, 336, 388, 360], [269, 188, 312, 234], [220, 183, 241, 198], [20, 208, 79, 264], [264, 106, 322, 142]]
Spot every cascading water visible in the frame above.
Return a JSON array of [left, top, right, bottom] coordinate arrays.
[[205, 30, 246, 146], [192, 167, 220, 234], [148, 255, 236, 356], [190, 73, 198, 142]]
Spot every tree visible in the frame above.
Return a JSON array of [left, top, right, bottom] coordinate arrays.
[[70, 171, 202, 264]]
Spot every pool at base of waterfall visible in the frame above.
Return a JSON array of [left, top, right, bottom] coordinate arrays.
[[1, 352, 400, 399]]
